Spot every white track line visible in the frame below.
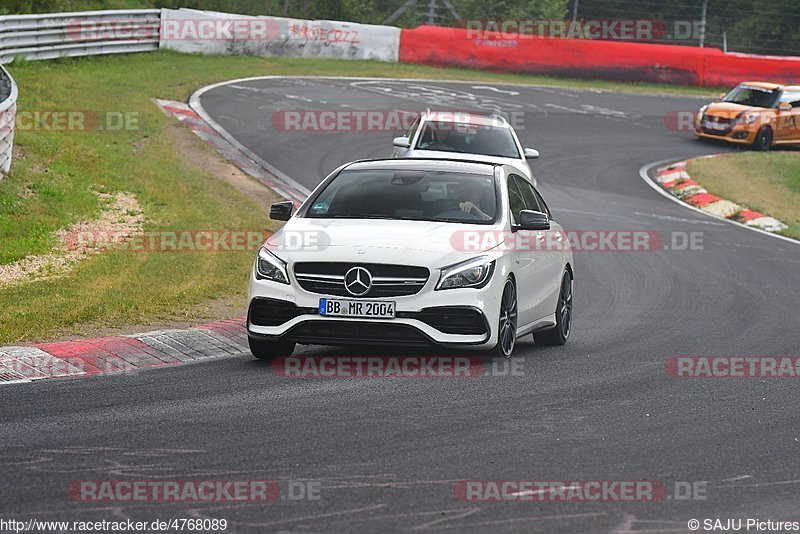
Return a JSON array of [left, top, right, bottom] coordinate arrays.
[[638, 159, 800, 247]]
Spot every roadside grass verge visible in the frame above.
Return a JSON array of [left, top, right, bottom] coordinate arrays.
[[0, 51, 718, 344], [687, 152, 800, 240]]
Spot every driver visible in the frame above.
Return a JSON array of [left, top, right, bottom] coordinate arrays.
[[458, 183, 492, 220]]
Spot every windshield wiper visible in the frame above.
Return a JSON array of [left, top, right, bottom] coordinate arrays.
[[314, 215, 393, 220]]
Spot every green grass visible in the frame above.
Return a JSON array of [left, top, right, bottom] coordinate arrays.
[[0, 51, 722, 344], [688, 152, 800, 239]]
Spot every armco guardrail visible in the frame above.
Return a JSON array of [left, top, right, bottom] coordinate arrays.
[[0, 9, 160, 65], [0, 64, 17, 175]]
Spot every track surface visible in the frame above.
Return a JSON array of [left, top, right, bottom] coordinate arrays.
[[3, 78, 800, 532]]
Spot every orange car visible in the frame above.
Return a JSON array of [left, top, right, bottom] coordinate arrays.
[[694, 82, 800, 150]]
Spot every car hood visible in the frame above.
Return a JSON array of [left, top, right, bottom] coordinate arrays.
[[265, 217, 503, 266], [409, 150, 532, 177], [704, 102, 766, 119]]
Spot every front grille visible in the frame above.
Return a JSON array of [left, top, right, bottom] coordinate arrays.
[[248, 298, 316, 327], [701, 113, 733, 136], [400, 307, 488, 335], [283, 320, 431, 345], [703, 113, 734, 125], [294, 262, 429, 298]]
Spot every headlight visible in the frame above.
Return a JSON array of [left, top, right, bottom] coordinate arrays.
[[436, 256, 495, 290], [736, 112, 759, 125], [255, 247, 289, 284]]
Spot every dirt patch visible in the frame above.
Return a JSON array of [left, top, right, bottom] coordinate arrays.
[[165, 121, 281, 209], [132, 136, 150, 154], [0, 191, 145, 289]]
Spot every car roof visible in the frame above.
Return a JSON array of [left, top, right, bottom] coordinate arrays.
[[740, 81, 785, 90], [343, 158, 499, 176], [421, 110, 510, 128]]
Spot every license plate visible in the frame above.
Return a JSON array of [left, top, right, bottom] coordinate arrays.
[[703, 121, 726, 130], [319, 298, 396, 318]]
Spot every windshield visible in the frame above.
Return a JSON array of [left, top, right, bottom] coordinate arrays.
[[415, 120, 520, 158], [723, 85, 778, 108], [306, 169, 498, 224]]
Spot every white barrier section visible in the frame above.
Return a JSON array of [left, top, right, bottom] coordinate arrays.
[[160, 8, 400, 62], [0, 65, 17, 176]]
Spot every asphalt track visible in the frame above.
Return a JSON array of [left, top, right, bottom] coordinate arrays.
[[3, 78, 800, 533]]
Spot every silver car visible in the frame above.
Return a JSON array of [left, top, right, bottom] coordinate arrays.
[[392, 111, 540, 186]]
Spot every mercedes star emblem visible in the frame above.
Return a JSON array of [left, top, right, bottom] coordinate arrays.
[[344, 267, 372, 296]]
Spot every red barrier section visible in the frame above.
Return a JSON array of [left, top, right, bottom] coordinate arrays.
[[399, 25, 800, 87], [704, 52, 800, 87]]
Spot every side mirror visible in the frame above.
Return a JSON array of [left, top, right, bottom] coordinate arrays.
[[393, 136, 410, 148], [716, 93, 726, 101], [523, 148, 540, 159], [779, 102, 792, 112], [269, 200, 294, 221], [518, 210, 550, 231]]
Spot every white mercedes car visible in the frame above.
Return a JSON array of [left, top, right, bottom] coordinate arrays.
[[247, 158, 573, 360], [392, 110, 540, 186]]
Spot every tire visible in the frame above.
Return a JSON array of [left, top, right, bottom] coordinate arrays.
[[489, 278, 518, 358], [534, 271, 573, 346], [248, 337, 295, 361], [753, 126, 772, 151]]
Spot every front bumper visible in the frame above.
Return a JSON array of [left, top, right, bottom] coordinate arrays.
[[693, 125, 757, 145], [247, 267, 504, 348]]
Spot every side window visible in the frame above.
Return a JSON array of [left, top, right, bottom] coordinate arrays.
[[506, 175, 526, 224], [512, 175, 542, 213], [405, 117, 420, 142], [416, 122, 435, 149]]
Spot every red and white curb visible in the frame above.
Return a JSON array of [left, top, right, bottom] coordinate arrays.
[[655, 156, 789, 233], [0, 318, 248, 385], [153, 98, 308, 205]]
